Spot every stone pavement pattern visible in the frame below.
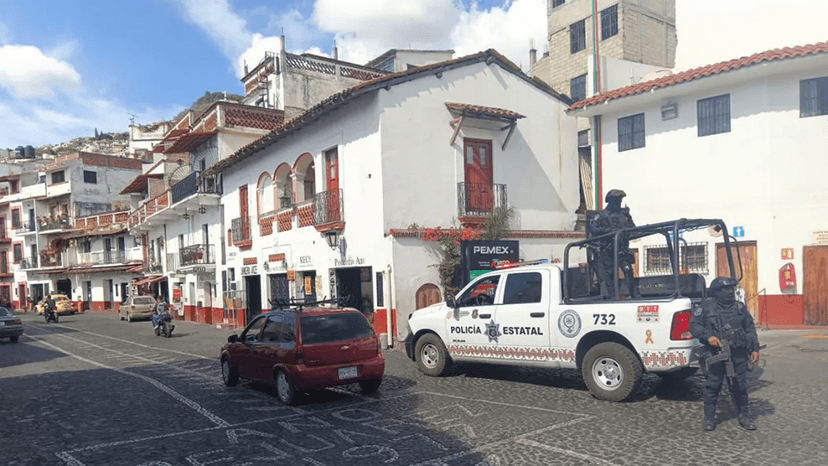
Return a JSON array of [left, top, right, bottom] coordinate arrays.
[[1, 313, 827, 466]]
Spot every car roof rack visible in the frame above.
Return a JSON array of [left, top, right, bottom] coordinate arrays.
[[491, 258, 549, 270]]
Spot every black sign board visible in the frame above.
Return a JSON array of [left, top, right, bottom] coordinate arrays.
[[460, 240, 519, 287]]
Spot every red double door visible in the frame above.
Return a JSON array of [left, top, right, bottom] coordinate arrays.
[[464, 139, 494, 213]]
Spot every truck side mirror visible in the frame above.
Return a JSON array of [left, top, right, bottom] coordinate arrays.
[[445, 294, 457, 308]]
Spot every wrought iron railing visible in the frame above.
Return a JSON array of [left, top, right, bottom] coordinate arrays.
[[231, 216, 251, 243], [313, 189, 343, 225], [171, 172, 222, 204], [147, 260, 163, 274], [39, 217, 74, 231], [180, 244, 215, 267], [457, 182, 507, 217], [18, 259, 37, 269], [12, 220, 36, 232]]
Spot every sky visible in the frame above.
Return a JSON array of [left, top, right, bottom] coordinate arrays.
[[0, 0, 826, 148]]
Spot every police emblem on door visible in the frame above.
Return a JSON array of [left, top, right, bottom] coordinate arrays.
[[485, 320, 502, 343], [558, 310, 582, 338]]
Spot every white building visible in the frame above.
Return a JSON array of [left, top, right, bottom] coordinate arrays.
[[210, 49, 581, 341], [568, 41, 828, 326]]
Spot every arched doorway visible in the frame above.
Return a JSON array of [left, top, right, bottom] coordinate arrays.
[[415, 284, 442, 310]]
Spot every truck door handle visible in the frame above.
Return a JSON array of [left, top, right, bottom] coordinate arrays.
[[530, 312, 545, 318], [479, 313, 491, 319]]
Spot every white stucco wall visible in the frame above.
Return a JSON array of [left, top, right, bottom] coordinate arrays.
[[576, 53, 828, 294]]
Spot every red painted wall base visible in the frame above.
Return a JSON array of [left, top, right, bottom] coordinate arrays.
[[758, 294, 804, 326]]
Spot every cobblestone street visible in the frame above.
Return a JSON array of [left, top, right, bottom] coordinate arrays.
[[2, 312, 827, 466]]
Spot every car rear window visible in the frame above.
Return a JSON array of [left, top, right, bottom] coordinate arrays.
[[300, 313, 373, 345], [133, 297, 155, 305], [0, 307, 9, 316]]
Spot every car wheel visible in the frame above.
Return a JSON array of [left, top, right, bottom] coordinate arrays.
[[656, 367, 698, 381], [275, 370, 296, 405], [10, 335, 19, 343], [359, 379, 382, 394], [221, 357, 239, 387], [415, 333, 452, 377], [582, 342, 643, 402]]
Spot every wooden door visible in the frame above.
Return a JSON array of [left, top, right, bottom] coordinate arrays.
[[239, 185, 250, 240], [463, 139, 494, 213], [325, 148, 340, 222], [716, 241, 758, 318], [803, 246, 828, 325], [416, 284, 443, 309]]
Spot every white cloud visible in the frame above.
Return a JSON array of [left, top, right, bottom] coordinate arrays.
[[237, 33, 283, 77], [172, 0, 251, 61], [451, 0, 546, 69], [312, 0, 545, 67], [675, 0, 828, 71], [0, 44, 81, 98]]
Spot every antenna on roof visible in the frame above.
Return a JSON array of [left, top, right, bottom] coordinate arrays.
[[128, 113, 138, 126]]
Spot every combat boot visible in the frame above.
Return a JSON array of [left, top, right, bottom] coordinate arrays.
[[738, 415, 756, 430], [703, 418, 716, 431]]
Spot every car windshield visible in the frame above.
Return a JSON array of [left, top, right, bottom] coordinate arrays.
[[300, 313, 373, 345], [133, 297, 155, 305], [0, 307, 10, 316]]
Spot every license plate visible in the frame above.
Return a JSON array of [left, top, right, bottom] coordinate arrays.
[[338, 366, 358, 380]]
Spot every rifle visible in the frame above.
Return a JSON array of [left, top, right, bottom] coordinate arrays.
[[705, 322, 737, 379]]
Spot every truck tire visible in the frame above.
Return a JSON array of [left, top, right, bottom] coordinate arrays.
[[656, 367, 698, 381], [582, 342, 643, 402], [415, 333, 452, 377]]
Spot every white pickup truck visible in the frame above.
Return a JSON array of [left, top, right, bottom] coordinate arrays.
[[405, 218, 740, 401]]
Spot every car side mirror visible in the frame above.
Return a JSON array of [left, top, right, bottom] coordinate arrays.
[[227, 334, 239, 343], [445, 294, 457, 309]]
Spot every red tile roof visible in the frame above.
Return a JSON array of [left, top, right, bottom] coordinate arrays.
[[445, 102, 525, 120], [224, 106, 284, 131], [164, 131, 218, 154], [569, 41, 828, 111]]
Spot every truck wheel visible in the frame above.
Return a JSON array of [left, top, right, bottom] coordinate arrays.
[[415, 333, 452, 377], [656, 367, 698, 381], [582, 342, 643, 402]]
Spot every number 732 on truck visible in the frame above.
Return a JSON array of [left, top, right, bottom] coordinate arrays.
[[405, 218, 743, 402]]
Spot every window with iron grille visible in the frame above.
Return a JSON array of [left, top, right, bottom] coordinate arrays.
[[618, 113, 645, 151], [800, 76, 828, 117], [570, 74, 587, 102], [552, 0, 565, 7], [644, 242, 709, 275], [601, 4, 618, 40], [697, 94, 730, 137], [51, 170, 65, 184], [570, 20, 586, 54]]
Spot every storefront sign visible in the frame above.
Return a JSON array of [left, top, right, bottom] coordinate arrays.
[[460, 240, 519, 287], [813, 230, 828, 245], [334, 256, 366, 267], [173, 289, 181, 301], [241, 265, 258, 276], [299, 255, 313, 268], [287, 270, 296, 281]]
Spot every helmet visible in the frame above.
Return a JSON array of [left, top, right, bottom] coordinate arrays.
[[605, 189, 626, 202], [709, 277, 737, 293]]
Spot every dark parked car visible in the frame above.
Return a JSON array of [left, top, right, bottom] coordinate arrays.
[[0, 306, 23, 342], [220, 306, 385, 405]]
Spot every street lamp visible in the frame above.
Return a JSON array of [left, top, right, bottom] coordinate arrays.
[[324, 230, 340, 250]]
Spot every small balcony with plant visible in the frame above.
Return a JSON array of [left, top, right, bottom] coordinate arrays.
[[457, 182, 507, 227]]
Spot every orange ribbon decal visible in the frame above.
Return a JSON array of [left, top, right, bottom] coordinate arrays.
[[645, 330, 653, 344]]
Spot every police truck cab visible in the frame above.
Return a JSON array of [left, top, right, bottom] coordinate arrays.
[[405, 219, 741, 402]]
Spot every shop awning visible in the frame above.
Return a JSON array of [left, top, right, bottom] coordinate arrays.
[[133, 275, 165, 286]]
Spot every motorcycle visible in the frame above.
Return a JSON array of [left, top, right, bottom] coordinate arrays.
[[45, 307, 59, 323], [154, 310, 174, 338]]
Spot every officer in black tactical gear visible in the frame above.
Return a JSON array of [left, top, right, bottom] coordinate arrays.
[[587, 189, 635, 298], [690, 277, 761, 431]]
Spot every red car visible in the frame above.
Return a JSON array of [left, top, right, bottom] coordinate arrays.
[[220, 307, 385, 405]]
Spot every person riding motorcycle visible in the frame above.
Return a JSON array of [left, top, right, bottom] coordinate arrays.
[[151, 296, 167, 329]]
